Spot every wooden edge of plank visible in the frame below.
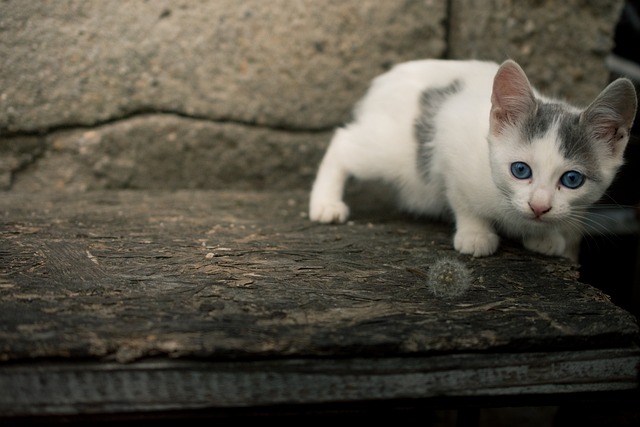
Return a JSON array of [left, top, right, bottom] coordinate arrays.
[[1, 347, 638, 417]]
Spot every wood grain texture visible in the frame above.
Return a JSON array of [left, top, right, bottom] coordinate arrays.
[[0, 190, 638, 415]]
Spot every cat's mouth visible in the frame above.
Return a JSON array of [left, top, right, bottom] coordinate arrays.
[[518, 208, 551, 224], [531, 213, 547, 223], [526, 212, 559, 225]]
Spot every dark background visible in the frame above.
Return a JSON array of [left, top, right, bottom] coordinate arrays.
[[580, 0, 640, 317]]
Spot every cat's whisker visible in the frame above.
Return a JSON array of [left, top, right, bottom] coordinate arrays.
[[561, 208, 637, 252], [583, 207, 638, 235], [573, 221, 619, 257]]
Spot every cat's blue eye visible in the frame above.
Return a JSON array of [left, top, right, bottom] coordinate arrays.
[[510, 162, 532, 180], [560, 170, 585, 189]]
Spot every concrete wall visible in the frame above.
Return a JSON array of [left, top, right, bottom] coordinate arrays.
[[0, 0, 624, 191]]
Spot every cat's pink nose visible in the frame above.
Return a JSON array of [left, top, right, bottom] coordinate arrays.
[[529, 203, 551, 217]]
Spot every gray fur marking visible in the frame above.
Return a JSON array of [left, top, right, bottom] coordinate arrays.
[[522, 102, 602, 183], [521, 102, 566, 141], [415, 79, 463, 180], [557, 112, 603, 183]]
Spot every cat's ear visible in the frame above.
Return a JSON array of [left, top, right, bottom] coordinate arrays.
[[490, 60, 537, 136], [580, 78, 637, 157]]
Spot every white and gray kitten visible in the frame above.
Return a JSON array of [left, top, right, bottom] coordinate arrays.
[[309, 59, 637, 260]]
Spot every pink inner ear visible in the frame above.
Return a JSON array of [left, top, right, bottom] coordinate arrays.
[[490, 61, 536, 135], [588, 114, 627, 155], [489, 108, 509, 136], [591, 119, 619, 142]]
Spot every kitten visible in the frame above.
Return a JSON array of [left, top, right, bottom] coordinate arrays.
[[309, 59, 637, 261]]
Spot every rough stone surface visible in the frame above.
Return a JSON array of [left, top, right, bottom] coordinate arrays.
[[0, 0, 625, 191], [448, 0, 624, 106], [0, 136, 45, 190], [9, 116, 329, 192], [0, 0, 445, 133]]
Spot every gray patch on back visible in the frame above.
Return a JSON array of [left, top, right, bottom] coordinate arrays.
[[521, 102, 602, 183], [415, 79, 463, 180]]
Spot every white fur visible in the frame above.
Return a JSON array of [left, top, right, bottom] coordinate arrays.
[[309, 59, 634, 260]]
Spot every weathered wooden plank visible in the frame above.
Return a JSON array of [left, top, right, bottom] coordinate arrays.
[[0, 348, 638, 416], [0, 190, 638, 364], [0, 190, 639, 417]]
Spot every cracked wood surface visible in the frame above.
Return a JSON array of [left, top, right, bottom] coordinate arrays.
[[1, 190, 637, 364]]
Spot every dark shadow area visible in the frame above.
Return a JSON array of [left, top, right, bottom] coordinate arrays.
[[579, 0, 640, 318]]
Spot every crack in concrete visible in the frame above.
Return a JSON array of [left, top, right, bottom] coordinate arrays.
[[0, 110, 333, 191], [0, 110, 336, 138]]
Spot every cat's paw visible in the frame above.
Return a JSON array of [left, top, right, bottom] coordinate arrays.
[[454, 230, 499, 257], [309, 200, 350, 224], [523, 234, 566, 257]]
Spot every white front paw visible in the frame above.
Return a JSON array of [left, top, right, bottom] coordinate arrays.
[[523, 234, 566, 257], [309, 200, 350, 224], [454, 230, 499, 257]]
